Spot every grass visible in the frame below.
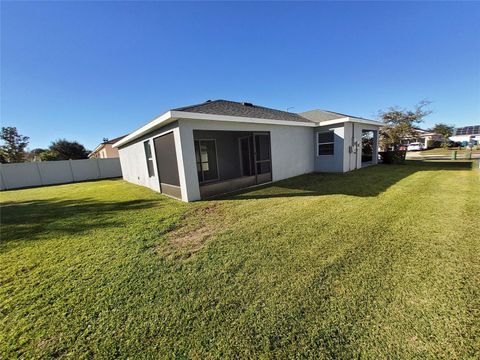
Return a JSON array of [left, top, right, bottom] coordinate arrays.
[[1, 160, 479, 358], [416, 148, 480, 156]]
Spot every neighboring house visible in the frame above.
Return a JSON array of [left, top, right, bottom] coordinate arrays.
[[401, 128, 444, 148], [113, 100, 383, 202], [89, 135, 127, 159], [449, 125, 480, 145]]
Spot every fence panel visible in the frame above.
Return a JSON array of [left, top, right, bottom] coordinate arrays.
[[71, 159, 99, 182], [0, 162, 42, 190], [99, 158, 122, 178], [0, 158, 122, 190], [37, 160, 74, 185]]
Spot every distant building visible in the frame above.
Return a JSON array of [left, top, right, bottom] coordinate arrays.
[[401, 128, 444, 148], [449, 125, 480, 145], [89, 135, 127, 159]]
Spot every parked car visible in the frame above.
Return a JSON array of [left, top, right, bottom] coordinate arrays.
[[407, 142, 424, 151]]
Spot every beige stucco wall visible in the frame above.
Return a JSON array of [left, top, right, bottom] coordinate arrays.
[[91, 144, 120, 159]]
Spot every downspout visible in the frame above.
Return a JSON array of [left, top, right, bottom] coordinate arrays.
[[352, 123, 358, 170], [351, 122, 357, 170]]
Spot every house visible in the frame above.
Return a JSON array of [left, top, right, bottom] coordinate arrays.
[[400, 128, 444, 148], [113, 100, 383, 201], [89, 135, 127, 159], [449, 125, 480, 146]]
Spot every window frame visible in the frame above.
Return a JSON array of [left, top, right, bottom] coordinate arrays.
[[144, 140, 155, 177], [194, 139, 220, 184], [317, 131, 335, 156]]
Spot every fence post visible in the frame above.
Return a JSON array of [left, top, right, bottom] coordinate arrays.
[[69, 159, 75, 182], [95, 158, 102, 179], [35, 161, 44, 185]]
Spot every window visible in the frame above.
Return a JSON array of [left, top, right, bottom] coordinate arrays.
[[317, 131, 334, 155], [144, 140, 155, 177], [194, 140, 219, 183]]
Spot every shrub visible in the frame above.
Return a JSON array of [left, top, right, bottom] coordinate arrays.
[[379, 150, 407, 164], [426, 139, 442, 148]]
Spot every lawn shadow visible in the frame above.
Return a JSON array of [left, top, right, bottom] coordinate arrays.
[[217, 160, 474, 201], [0, 197, 160, 242]]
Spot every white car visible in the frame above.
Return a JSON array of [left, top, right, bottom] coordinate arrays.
[[407, 142, 424, 151]]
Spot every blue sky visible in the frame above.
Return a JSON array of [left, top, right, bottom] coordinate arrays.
[[2, 1, 479, 150]]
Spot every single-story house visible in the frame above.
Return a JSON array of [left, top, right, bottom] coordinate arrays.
[[113, 100, 383, 202], [89, 135, 127, 159], [449, 125, 480, 145], [400, 128, 444, 149]]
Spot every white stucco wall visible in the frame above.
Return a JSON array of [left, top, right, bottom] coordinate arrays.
[[118, 122, 179, 195], [178, 118, 315, 201], [314, 123, 346, 173], [343, 122, 380, 172]]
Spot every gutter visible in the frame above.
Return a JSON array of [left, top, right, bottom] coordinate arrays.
[[113, 110, 316, 148]]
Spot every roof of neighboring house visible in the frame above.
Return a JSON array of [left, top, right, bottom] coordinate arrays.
[[174, 100, 313, 123], [89, 134, 127, 157], [103, 134, 128, 144]]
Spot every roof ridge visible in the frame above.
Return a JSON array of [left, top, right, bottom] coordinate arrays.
[[105, 134, 128, 144], [172, 99, 314, 123]]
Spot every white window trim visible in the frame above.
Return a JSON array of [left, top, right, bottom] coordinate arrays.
[[144, 140, 155, 177], [317, 131, 335, 156]]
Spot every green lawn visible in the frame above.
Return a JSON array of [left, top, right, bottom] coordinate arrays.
[[1, 161, 479, 358], [417, 148, 480, 156]]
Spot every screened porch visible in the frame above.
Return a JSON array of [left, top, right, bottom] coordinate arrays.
[[193, 130, 272, 199]]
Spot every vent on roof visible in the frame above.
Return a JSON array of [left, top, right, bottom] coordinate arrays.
[[205, 100, 212, 103], [242, 102, 254, 107]]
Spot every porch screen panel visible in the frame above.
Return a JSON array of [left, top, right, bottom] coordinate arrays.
[[361, 130, 375, 163], [195, 140, 219, 183], [154, 132, 180, 187], [255, 134, 271, 175]]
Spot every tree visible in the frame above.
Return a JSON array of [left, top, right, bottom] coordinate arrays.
[[0, 127, 30, 163], [378, 100, 432, 150], [430, 123, 454, 148], [45, 139, 89, 160], [25, 148, 48, 162]]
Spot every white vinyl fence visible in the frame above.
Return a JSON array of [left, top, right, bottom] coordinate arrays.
[[0, 158, 122, 190]]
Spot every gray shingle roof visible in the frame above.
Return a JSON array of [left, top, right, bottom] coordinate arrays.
[[300, 109, 371, 122], [173, 100, 313, 123]]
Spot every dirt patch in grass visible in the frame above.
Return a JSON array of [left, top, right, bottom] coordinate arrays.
[[159, 203, 226, 260]]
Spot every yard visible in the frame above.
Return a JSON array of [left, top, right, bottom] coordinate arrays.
[[1, 161, 479, 358], [417, 148, 480, 156]]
